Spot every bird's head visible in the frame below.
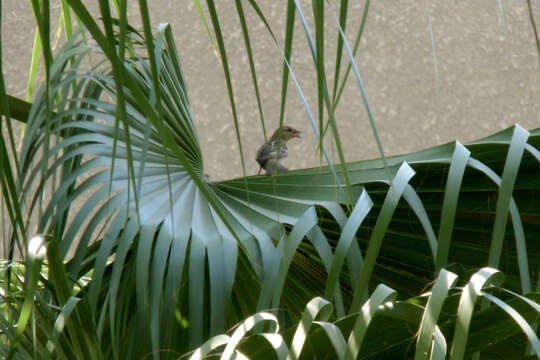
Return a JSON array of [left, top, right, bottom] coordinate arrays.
[[271, 125, 301, 142]]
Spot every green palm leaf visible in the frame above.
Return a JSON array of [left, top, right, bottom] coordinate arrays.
[[2, 2, 540, 359], [195, 269, 540, 359]]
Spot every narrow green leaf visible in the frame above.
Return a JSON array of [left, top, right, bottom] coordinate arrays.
[[193, 192, 226, 336], [481, 291, 540, 356], [320, 200, 366, 291], [467, 157, 531, 293], [344, 284, 397, 360], [189, 191, 207, 348], [221, 312, 280, 359], [271, 207, 318, 309], [278, 0, 296, 127], [293, 0, 352, 198], [193, 0, 219, 56], [450, 268, 504, 360], [349, 162, 415, 313], [205, 0, 247, 178], [150, 224, 174, 356], [234, 0, 267, 141], [26, 29, 42, 101], [246, 0, 343, 186], [402, 185, 438, 259], [306, 226, 346, 316], [161, 181, 196, 349], [99, 0, 142, 231], [430, 327, 447, 360], [88, 210, 128, 313], [331, 6, 392, 185], [0, 96, 26, 242], [135, 225, 156, 354], [330, 0, 349, 104], [7, 236, 46, 359], [312, 321, 347, 360], [414, 269, 458, 360], [331, 0, 370, 111], [108, 217, 139, 355], [288, 297, 332, 360], [60, 0, 73, 37], [45, 297, 81, 358], [312, 0, 325, 157], [435, 142, 470, 272], [188, 334, 230, 360], [488, 125, 529, 268], [324, 190, 372, 302], [260, 333, 289, 360]]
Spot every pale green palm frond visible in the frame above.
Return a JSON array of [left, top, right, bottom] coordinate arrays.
[[14, 23, 357, 356], [190, 268, 540, 359], [2, 1, 540, 359]]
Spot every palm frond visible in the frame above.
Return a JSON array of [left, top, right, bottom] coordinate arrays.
[[2, 2, 540, 359], [191, 268, 540, 359]]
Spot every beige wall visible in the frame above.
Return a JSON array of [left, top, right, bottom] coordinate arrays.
[[3, 1, 540, 180]]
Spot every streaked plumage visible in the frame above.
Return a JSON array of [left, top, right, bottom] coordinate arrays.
[[256, 126, 301, 175]]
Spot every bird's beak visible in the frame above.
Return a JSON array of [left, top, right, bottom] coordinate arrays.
[[293, 130, 301, 139]]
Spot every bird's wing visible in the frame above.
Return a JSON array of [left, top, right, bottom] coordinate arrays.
[[256, 141, 288, 168]]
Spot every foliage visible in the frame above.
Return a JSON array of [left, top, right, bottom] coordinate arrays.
[[1, 1, 540, 359]]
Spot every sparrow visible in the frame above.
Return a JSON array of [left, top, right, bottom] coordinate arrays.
[[256, 125, 301, 175]]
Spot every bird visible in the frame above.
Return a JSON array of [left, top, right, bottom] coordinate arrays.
[[256, 125, 301, 175]]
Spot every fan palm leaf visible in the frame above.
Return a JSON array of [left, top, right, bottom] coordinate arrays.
[[12, 22, 540, 357], [2, 1, 540, 359]]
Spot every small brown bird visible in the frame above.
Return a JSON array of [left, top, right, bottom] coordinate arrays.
[[256, 125, 301, 175]]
